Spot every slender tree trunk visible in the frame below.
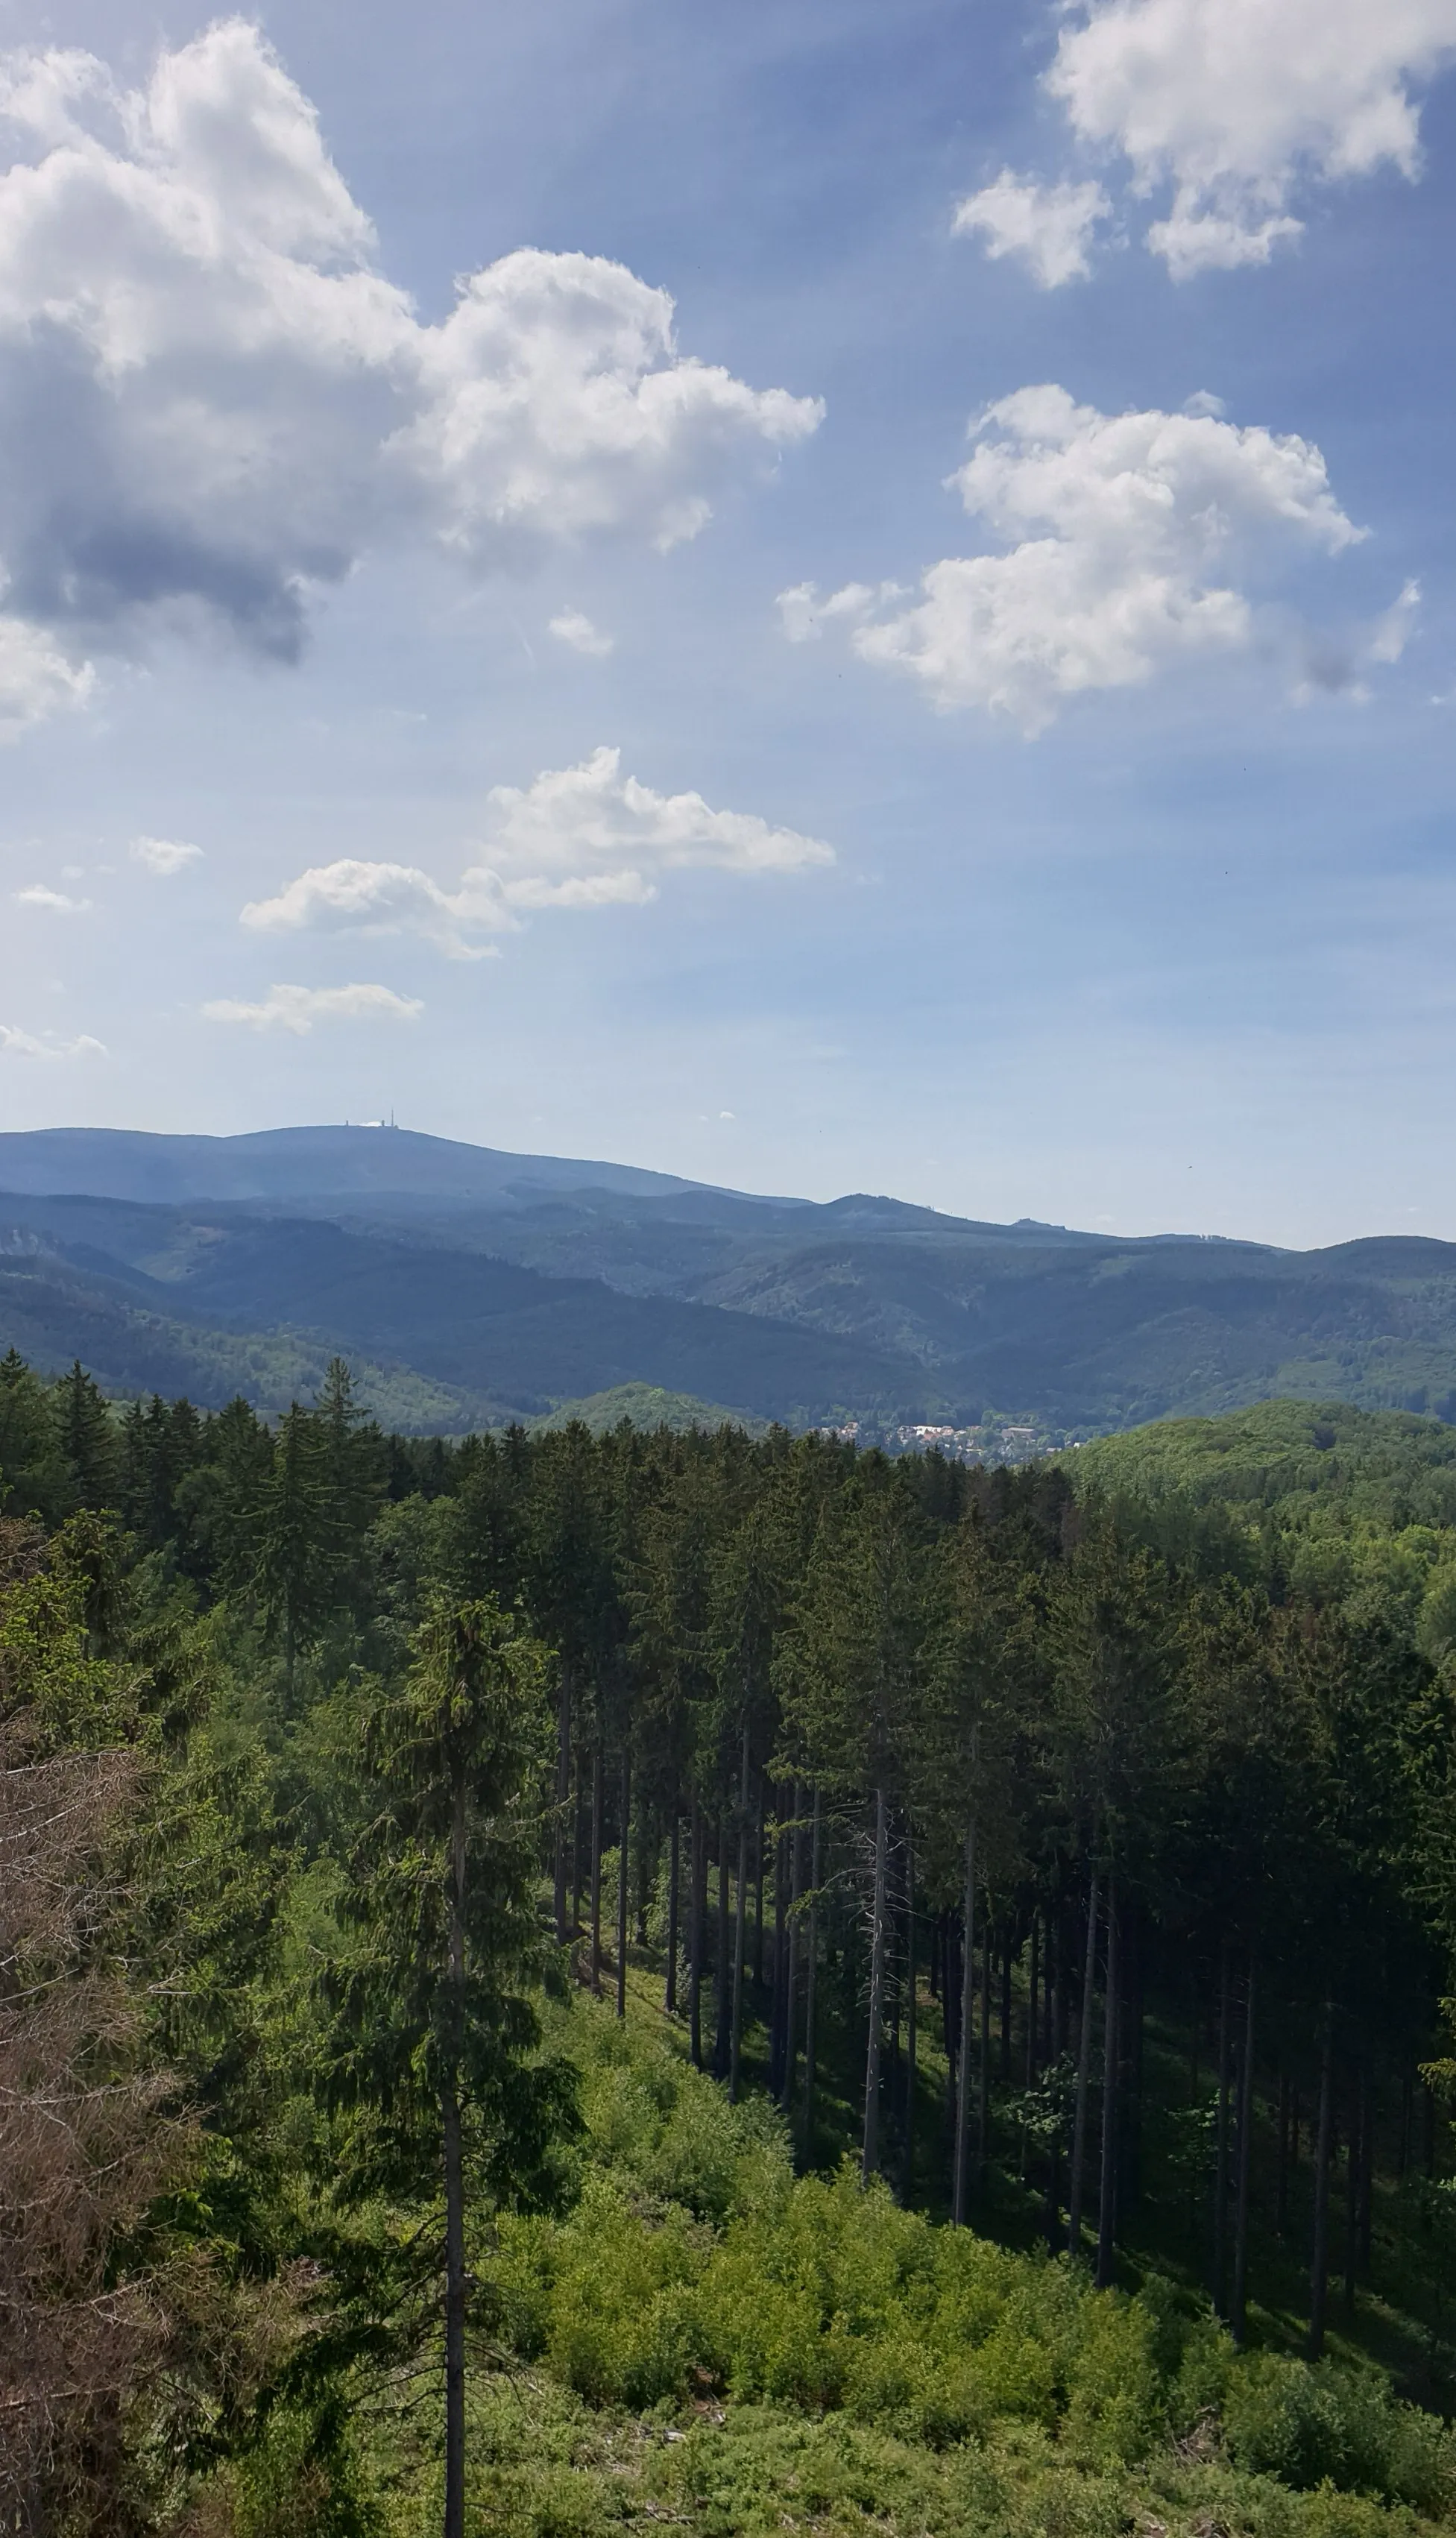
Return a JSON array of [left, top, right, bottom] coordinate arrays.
[[1344, 2059, 1361, 2315], [572, 1751, 583, 1939], [1232, 1959, 1256, 2345], [553, 1666, 571, 1943], [755, 1779, 766, 1986], [443, 1748, 467, 2538], [636, 1813, 651, 1947], [1068, 1866, 1100, 2258], [1214, 1937, 1232, 2315], [943, 1911, 960, 2069], [772, 1792, 789, 2088], [714, 1824, 731, 2077], [1026, 1914, 1040, 2088], [954, 1817, 978, 2225], [802, 1786, 822, 2147], [1000, 1932, 1013, 2082], [1277, 2068, 1291, 2239], [1398, 2073, 1412, 2181], [1358, 2068, 1373, 2279], [590, 1742, 603, 1994], [783, 1779, 803, 2112], [978, 1914, 992, 2180], [902, 1824, 918, 2202], [665, 1800, 680, 2015], [863, 1786, 889, 2182], [1308, 2005, 1335, 2361], [689, 1797, 704, 2068], [1096, 1873, 1119, 2290], [731, 1722, 751, 2100], [616, 1749, 631, 2019]]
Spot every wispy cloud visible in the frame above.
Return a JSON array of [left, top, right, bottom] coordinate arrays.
[[0, 1021, 107, 1058], [201, 982, 424, 1035], [131, 836, 204, 875], [15, 882, 90, 913], [549, 608, 615, 657]]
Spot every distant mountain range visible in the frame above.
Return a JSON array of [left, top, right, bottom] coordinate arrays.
[[2, 1123, 1456, 1438]]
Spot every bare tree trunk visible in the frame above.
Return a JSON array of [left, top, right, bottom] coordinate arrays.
[[978, 1914, 992, 2181], [553, 1666, 571, 1943], [1398, 2073, 1411, 2181], [901, 1824, 918, 2202], [1096, 1872, 1119, 2290], [1358, 2067, 1373, 2279], [755, 1778, 766, 1986], [1214, 1937, 1232, 2315], [1344, 2057, 1361, 2315], [953, 1816, 978, 2226], [772, 1790, 789, 2087], [444, 1750, 467, 2538], [1308, 2006, 1334, 2361], [1026, 1913, 1040, 2087], [1000, 1931, 1013, 2082], [665, 1800, 680, 2015], [571, 1750, 583, 1938], [689, 1798, 703, 2068], [731, 1720, 750, 2101], [714, 1824, 731, 2078], [782, 1780, 803, 2112], [616, 1748, 631, 2019], [590, 1742, 603, 1995], [863, 1786, 889, 2182], [1232, 1959, 1256, 2346], [1068, 1866, 1100, 2258], [1276, 2068, 1290, 2238], [802, 1786, 822, 2147]]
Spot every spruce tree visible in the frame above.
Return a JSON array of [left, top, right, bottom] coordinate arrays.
[[321, 1596, 575, 2538]]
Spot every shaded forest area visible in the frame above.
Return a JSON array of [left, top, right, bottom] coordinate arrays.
[[7, 1348, 1456, 2534]]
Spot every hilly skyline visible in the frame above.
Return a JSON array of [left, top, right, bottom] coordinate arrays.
[[5, 1121, 1456, 1440]]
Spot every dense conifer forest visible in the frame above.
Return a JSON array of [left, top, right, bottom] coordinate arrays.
[[8, 1349, 1456, 2535]]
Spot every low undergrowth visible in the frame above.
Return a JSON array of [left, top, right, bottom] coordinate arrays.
[[218, 1999, 1456, 2536]]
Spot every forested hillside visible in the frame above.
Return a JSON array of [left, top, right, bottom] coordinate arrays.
[[9, 1126, 1456, 1438], [7, 1349, 1456, 2534]]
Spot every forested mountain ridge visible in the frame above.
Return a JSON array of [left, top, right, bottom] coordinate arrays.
[[8, 1345, 1456, 2532], [6, 1125, 1456, 1435]]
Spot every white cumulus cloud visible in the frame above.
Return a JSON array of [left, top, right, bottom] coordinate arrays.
[[241, 749, 834, 954], [15, 881, 89, 912], [1045, 0, 1456, 277], [201, 980, 423, 1034], [0, 1021, 106, 1057], [0, 20, 822, 719], [790, 385, 1367, 731], [549, 608, 615, 657], [131, 835, 204, 875], [241, 859, 508, 960], [952, 171, 1113, 287]]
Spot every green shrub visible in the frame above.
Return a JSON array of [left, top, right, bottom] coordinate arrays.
[[1223, 2353, 1456, 2513], [232, 2403, 379, 2538]]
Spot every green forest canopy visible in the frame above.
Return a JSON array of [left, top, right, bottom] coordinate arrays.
[[8, 1351, 1456, 2534]]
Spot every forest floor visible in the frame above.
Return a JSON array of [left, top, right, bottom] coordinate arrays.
[[582, 1927, 1456, 2415]]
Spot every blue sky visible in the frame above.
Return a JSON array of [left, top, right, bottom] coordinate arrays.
[[0, 0, 1453, 1246]]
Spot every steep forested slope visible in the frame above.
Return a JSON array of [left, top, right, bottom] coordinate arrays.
[[10, 1364, 1456, 2534]]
